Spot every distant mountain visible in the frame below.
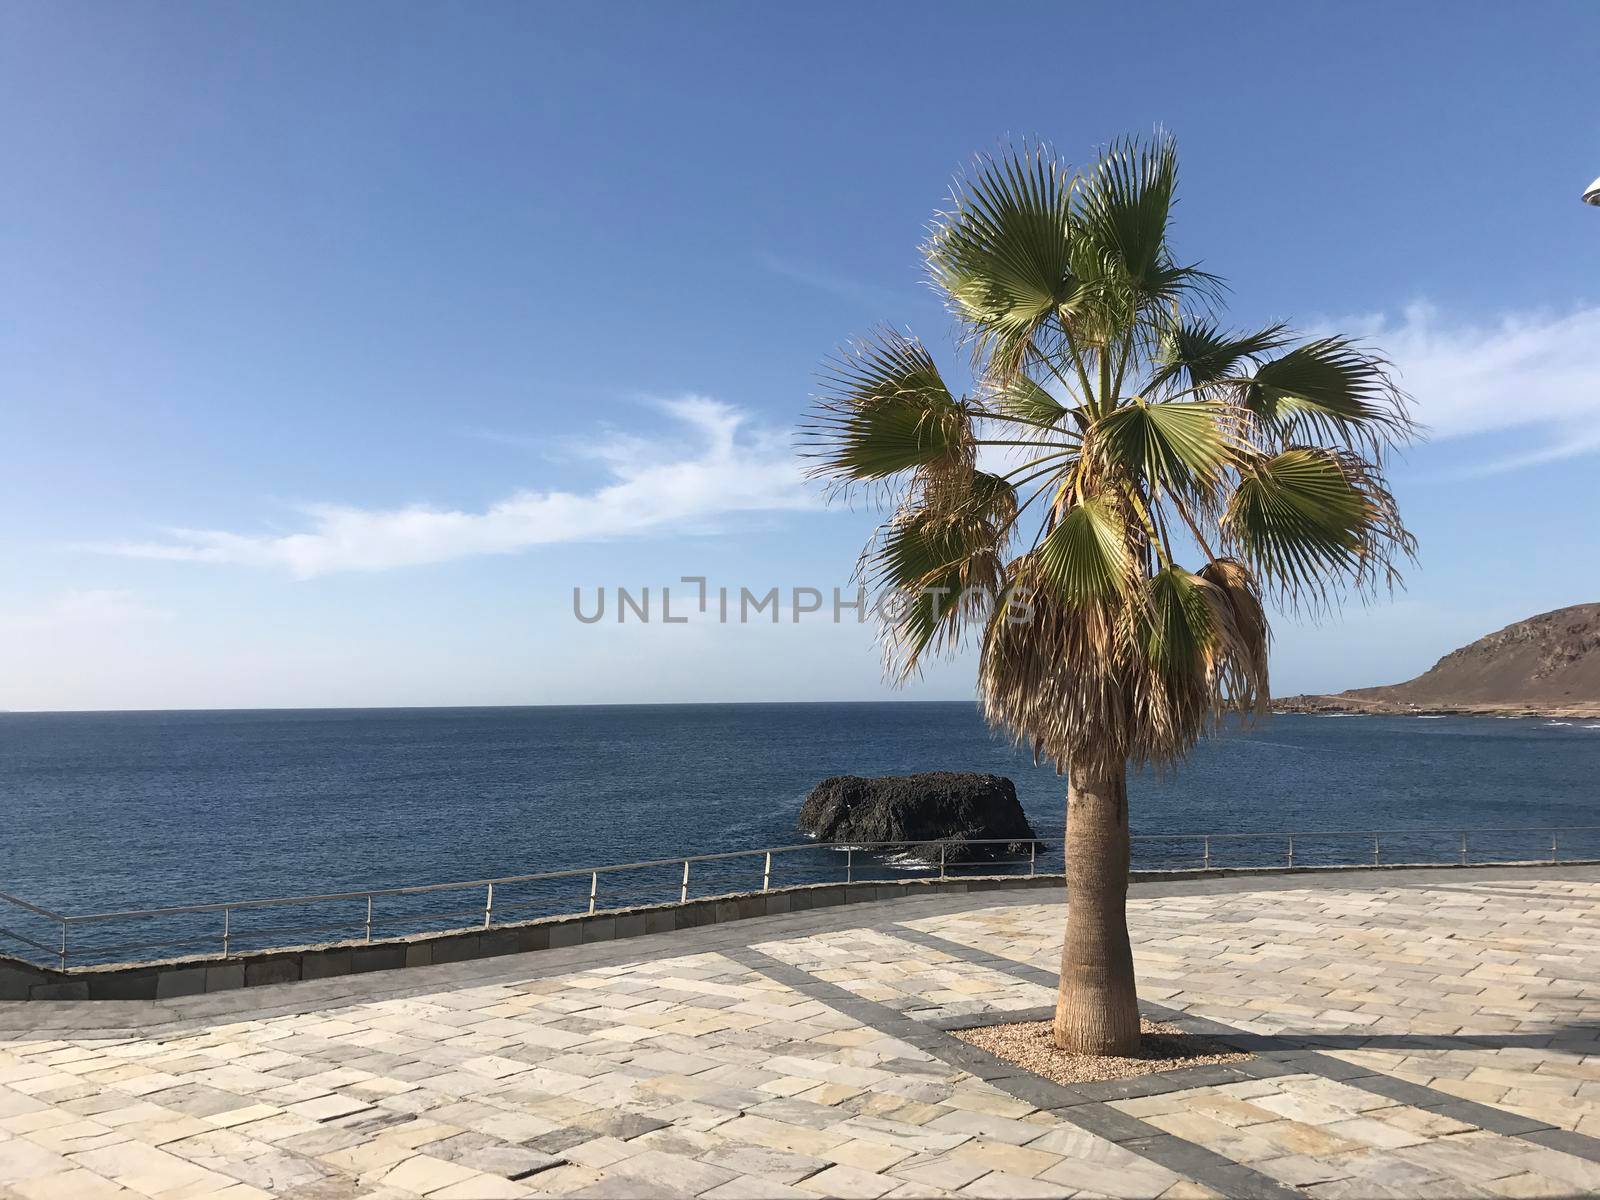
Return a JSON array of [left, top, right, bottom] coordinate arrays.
[[1277, 604, 1600, 717]]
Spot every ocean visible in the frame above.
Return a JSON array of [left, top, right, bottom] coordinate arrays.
[[3, 704, 1598, 963]]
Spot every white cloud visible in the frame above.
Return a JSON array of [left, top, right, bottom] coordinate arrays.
[[0, 589, 170, 632], [96, 398, 816, 578], [85, 305, 1600, 581], [1445, 429, 1600, 479], [1340, 303, 1600, 474]]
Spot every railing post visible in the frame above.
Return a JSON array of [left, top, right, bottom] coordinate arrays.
[[1203, 837, 1211, 870], [1373, 836, 1381, 866], [484, 883, 495, 929], [58, 922, 67, 972], [763, 851, 771, 892], [1460, 832, 1468, 867], [1029, 841, 1037, 878], [939, 845, 946, 881], [680, 859, 690, 903], [846, 847, 853, 884], [1287, 836, 1294, 868], [222, 907, 231, 956], [588, 873, 598, 916]]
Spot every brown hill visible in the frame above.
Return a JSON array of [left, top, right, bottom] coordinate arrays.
[[1278, 604, 1600, 717]]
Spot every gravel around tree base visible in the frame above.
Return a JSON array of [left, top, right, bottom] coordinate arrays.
[[953, 1016, 1251, 1084]]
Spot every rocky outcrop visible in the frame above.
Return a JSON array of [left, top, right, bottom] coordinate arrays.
[[798, 772, 1038, 863], [1275, 603, 1600, 718]]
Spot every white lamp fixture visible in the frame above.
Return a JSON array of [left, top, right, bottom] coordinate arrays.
[[1586, 175, 1600, 205]]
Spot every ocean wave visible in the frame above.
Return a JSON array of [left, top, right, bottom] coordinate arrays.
[[883, 851, 937, 871]]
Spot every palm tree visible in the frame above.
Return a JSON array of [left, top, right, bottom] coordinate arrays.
[[802, 133, 1416, 1056]]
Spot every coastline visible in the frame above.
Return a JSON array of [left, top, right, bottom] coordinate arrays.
[[1272, 695, 1600, 719]]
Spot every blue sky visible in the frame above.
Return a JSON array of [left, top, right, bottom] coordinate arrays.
[[2, 2, 1598, 710]]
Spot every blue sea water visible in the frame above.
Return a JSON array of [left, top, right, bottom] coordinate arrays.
[[2, 704, 1598, 962]]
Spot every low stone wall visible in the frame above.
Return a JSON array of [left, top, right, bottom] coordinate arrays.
[[2, 858, 1588, 1001], [0, 874, 1064, 1001]]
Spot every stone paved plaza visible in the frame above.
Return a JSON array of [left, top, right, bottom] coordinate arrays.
[[2, 866, 1598, 1199]]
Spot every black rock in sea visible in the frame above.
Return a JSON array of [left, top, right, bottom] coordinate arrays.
[[798, 772, 1038, 864]]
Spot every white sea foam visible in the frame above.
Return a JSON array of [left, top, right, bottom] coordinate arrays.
[[884, 851, 931, 871]]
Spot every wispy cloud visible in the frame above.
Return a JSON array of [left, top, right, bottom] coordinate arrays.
[[95, 398, 816, 578], [1338, 304, 1600, 476], [1443, 429, 1600, 479], [757, 251, 908, 310]]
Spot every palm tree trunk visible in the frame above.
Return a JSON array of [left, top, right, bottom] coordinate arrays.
[[1054, 761, 1140, 1055]]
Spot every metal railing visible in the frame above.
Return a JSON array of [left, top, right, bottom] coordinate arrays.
[[2, 825, 1597, 971], [1131, 826, 1597, 872]]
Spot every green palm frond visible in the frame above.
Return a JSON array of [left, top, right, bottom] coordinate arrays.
[[1091, 400, 1237, 496], [1036, 494, 1135, 606], [873, 524, 992, 674], [1224, 447, 1413, 607], [985, 374, 1075, 430], [963, 468, 1022, 522], [1151, 319, 1289, 391], [867, 471, 1015, 678], [1074, 134, 1176, 287], [1142, 565, 1215, 680], [869, 475, 1016, 597], [1239, 338, 1415, 451], [1124, 561, 1270, 767], [802, 330, 971, 484], [1070, 132, 1217, 333], [926, 146, 1078, 381]]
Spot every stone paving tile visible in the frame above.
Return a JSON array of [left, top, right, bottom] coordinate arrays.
[[910, 875, 1600, 1129], [1110, 1074, 1595, 1196], [2, 867, 1599, 1198], [750, 927, 1056, 1025]]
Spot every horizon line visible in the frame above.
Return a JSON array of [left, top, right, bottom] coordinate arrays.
[[0, 698, 993, 716]]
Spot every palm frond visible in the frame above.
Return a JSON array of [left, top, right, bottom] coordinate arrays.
[[1073, 133, 1176, 287], [980, 557, 1131, 776], [1121, 562, 1270, 769], [1090, 399, 1238, 497], [1142, 565, 1215, 681], [925, 146, 1078, 382], [1196, 557, 1270, 709], [1036, 493, 1137, 606], [1150, 319, 1290, 391], [984, 374, 1074, 429], [1069, 132, 1217, 337], [1224, 447, 1415, 609], [1239, 337, 1415, 452], [801, 330, 971, 486], [866, 471, 1015, 678]]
